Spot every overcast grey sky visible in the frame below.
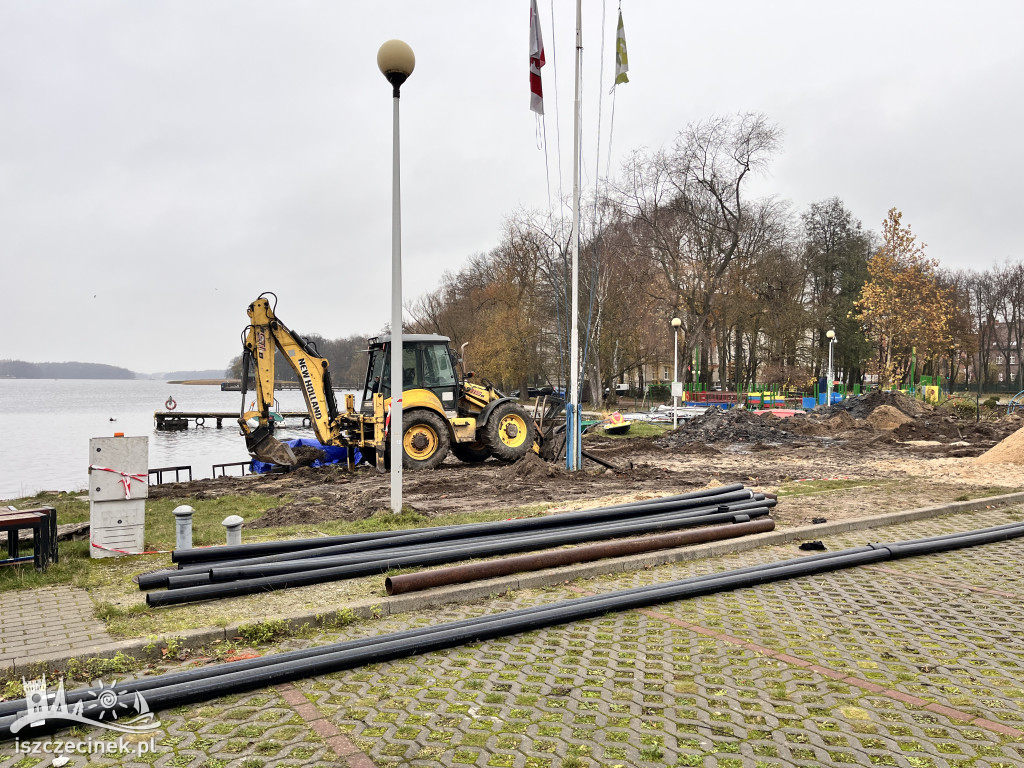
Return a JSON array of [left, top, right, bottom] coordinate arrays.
[[2, 1, 1022, 374]]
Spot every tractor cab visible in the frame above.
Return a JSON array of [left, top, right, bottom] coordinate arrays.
[[360, 335, 459, 416]]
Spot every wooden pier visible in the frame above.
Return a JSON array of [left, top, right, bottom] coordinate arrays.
[[154, 412, 312, 430]]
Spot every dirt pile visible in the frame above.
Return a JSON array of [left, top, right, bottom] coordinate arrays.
[[655, 408, 800, 448], [975, 427, 1024, 465], [866, 405, 914, 430], [292, 445, 327, 467], [826, 411, 858, 431], [890, 412, 1018, 443], [496, 451, 571, 481], [786, 410, 868, 438], [830, 390, 930, 420]]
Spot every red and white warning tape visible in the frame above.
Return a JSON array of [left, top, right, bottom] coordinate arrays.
[[383, 398, 401, 433], [90, 540, 169, 556], [89, 464, 148, 499]]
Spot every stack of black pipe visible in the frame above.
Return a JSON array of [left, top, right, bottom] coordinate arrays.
[[140, 484, 775, 606], [6, 520, 1024, 740]]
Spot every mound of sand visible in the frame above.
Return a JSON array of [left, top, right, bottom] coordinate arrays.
[[866, 405, 914, 431], [975, 427, 1024, 464]]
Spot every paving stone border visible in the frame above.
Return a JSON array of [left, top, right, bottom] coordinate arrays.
[[3, 490, 1023, 680]]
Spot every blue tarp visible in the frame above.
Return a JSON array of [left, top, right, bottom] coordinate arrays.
[[252, 438, 360, 474]]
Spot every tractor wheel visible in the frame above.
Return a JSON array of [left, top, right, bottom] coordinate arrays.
[[484, 402, 535, 462], [401, 410, 451, 469], [451, 440, 491, 463]]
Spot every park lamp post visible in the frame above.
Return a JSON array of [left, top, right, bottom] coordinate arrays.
[[826, 329, 836, 406], [378, 39, 415, 515], [672, 317, 682, 428]]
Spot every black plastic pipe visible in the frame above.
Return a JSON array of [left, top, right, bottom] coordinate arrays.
[[141, 487, 754, 590], [0, 528, 877, 723], [147, 507, 773, 606], [156, 494, 764, 591], [169, 484, 747, 566], [10, 520, 1024, 740], [202, 499, 775, 583], [214, 488, 754, 564], [168, 525, 455, 566], [1, 532, 878, 722]]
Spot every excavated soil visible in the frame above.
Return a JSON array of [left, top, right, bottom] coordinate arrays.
[[148, 397, 1024, 530], [829, 389, 931, 419], [654, 408, 802, 447]]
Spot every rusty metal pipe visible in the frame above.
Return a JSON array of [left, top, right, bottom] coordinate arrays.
[[385, 517, 776, 595]]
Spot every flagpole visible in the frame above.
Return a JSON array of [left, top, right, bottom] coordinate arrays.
[[567, 0, 583, 472]]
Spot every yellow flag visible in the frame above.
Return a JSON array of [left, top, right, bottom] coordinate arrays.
[[614, 10, 629, 86]]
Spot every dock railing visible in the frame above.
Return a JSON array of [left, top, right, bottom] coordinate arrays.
[[213, 461, 252, 478], [148, 465, 193, 485]]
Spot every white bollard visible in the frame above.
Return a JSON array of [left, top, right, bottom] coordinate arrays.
[[172, 505, 195, 551], [222, 515, 244, 546]]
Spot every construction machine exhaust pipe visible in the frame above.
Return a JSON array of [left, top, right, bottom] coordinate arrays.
[[241, 422, 297, 466]]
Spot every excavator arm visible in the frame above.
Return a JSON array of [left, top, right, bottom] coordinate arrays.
[[239, 294, 344, 466]]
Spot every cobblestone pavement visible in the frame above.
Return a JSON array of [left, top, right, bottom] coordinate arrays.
[[2, 507, 1024, 767], [0, 587, 112, 665]]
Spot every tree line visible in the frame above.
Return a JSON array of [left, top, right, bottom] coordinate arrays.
[[0, 360, 136, 379], [409, 113, 1024, 404], [229, 113, 1019, 404]]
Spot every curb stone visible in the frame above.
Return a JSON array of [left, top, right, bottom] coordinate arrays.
[[2, 490, 1023, 680]]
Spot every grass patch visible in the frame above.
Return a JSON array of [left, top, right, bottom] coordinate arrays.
[[588, 421, 671, 439], [237, 619, 289, 645], [955, 485, 1018, 499], [66, 651, 141, 682], [0, 492, 285, 593], [777, 479, 890, 498]]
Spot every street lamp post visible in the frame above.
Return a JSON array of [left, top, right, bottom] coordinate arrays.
[[671, 318, 682, 428], [826, 329, 836, 406], [378, 39, 415, 515]]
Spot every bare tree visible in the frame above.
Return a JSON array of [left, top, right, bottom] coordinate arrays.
[[612, 113, 782, 382]]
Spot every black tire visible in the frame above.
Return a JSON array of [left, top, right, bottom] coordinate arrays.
[[484, 402, 535, 462], [451, 440, 491, 463], [400, 409, 451, 470]]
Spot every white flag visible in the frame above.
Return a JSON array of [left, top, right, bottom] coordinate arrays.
[[529, 0, 546, 114]]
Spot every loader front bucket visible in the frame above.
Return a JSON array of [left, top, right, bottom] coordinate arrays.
[[243, 424, 298, 466]]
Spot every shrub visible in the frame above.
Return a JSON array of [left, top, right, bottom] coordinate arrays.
[[943, 397, 977, 419]]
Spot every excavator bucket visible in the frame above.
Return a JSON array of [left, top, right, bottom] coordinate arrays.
[[244, 427, 298, 466]]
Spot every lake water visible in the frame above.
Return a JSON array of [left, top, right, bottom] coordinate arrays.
[[0, 379, 358, 501]]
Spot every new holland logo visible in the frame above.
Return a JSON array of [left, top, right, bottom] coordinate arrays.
[[10, 676, 160, 735], [298, 358, 323, 420]]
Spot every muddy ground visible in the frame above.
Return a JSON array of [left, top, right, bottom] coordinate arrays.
[[149, 392, 1024, 531]]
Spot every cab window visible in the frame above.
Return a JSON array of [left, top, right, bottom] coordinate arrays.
[[378, 344, 421, 397], [362, 348, 386, 403], [422, 344, 456, 387]]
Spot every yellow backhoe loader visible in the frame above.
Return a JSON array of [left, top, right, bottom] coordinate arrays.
[[238, 293, 552, 470]]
